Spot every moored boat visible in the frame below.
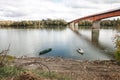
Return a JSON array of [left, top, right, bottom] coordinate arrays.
[[39, 48, 52, 55], [77, 48, 84, 55]]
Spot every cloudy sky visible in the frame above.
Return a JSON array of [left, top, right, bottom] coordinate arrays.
[[0, 0, 120, 22]]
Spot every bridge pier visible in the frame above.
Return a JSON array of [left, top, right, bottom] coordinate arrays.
[[69, 22, 75, 30], [74, 23, 78, 31], [92, 21, 100, 29], [69, 22, 78, 31]]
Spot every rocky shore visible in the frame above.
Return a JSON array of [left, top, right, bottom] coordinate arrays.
[[13, 57, 120, 80]]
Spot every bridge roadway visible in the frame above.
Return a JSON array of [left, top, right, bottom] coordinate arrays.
[[69, 8, 120, 29]]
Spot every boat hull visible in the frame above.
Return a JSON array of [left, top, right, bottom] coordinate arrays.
[[39, 48, 52, 55]]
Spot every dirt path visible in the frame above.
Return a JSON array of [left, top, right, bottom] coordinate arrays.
[[13, 57, 120, 80]]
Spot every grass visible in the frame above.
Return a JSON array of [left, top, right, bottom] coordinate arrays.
[[0, 65, 71, 80], [0, 54, 70, 80], [0, 65, 25, 80], [31, 70, 71, 80], [0, 55, 16, 64]]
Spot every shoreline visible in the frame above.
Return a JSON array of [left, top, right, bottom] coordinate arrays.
[[12, 57, 120, 80]]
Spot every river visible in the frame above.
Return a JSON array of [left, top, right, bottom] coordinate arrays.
[[0, 26, 118, 60]]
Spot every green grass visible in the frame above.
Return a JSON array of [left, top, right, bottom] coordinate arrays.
[[0, 54, 71, 80], [32, 70, 71, 80], [0, 55, 16, 66], [115, 49, 120, 61], [0, 66, 25, 79], [0, 65, 71, 80]]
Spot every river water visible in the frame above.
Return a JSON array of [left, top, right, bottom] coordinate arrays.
[[0, 27, 118, 60]]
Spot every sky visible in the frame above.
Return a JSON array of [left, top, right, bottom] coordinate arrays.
[[0, 0, 120, 22]]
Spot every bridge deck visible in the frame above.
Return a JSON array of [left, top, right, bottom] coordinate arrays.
[[69, 8, 120, 23]]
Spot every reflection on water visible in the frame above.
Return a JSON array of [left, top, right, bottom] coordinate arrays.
[[0, 26, 118, 60], [92, 29, 99, 46]]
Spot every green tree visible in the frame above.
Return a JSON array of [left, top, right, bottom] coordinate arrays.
[[114, 34, 120, 61]]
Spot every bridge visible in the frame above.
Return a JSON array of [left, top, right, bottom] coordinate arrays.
[[68, 8, 120, 29]]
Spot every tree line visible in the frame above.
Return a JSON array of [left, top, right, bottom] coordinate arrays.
[[0, 19, 67, 28], [78, 18, 120, 26], [0, 18, 120, 28]]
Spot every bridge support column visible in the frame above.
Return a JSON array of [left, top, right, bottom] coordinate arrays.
[[74, 23, 78, 31], [92, 21, 100, 29], [69, 22, 75, 30]]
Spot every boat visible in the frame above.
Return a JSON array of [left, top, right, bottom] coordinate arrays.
[[77, 48, 84, 55], [39, 48, 52, 55]]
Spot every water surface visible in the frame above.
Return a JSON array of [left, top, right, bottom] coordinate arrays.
[[0, 27, 118, 60]]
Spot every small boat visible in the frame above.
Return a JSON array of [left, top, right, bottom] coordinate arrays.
[[77, 48, 84, 55], [39, 48, 52, 55]]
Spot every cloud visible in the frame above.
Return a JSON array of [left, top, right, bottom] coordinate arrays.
[[88, 0, 120, 4], [0, 9, 26, 18], [0, 0, 120, 21]]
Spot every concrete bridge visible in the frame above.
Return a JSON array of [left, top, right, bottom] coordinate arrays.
[[68, 8, 120, 29]]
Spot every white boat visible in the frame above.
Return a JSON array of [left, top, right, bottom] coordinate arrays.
[[77, 48, 84, 54]]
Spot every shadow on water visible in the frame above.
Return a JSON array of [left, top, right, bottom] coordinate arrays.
[[70, 26, 117, 59]]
